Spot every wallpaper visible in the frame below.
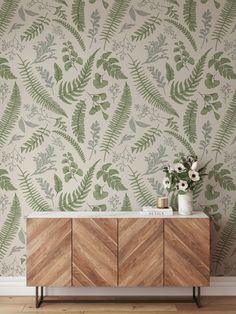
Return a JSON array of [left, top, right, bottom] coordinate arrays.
[[0, 0, 236, 277]]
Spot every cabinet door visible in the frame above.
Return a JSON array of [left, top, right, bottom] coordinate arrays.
[[27, 218, 72, 287], [119, 218, 163, 287], [164, 218, 210, 287], [73, 218, 117, 287]]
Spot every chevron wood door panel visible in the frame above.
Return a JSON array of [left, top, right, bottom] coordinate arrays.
[[72, 218, 117, 287], [118, 218, 163, 287], [27, 218, 72, 287], [164, 218, 210, 287]]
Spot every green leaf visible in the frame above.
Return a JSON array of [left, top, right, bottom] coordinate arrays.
[[129, 58, 178, 116], [53, 130, 85, 163], [0, 194, 21, 260], [170, 49, 210, 104], [0, 58, 16, 79], [205, 73, 220, 89], [97, 163, 127, 191], [121, 193, 132, 211], [21, 127, 50, 153], [131, 127, 161, 153], [97, 52, 127, 79], [212, 90, 236, 159], [93, 73, 108, 88], [59, 160, 99, 211], [0, 0, 20, 36], [18, 169, 52, 211], [72, 0, 85, 31], [54, 174, 63, 194], [165, 18, 197, 51], [20, 15, 50, 41], [212, 0, 236, 49], [72, 100, 86, 143], [183, 0, 197, 31], [165, 62, 174, 82], [131, 15, 161, 41], [208, 163, 236, 191], [0, 169, 16, 191], [54, 63, 63, 83], [183, 100, 198, 143], [165, 130, 196, 156], [101, 0, 131, 48], [19, 59, 67, 117], [101, 83, 132, 159], [205, 184, 220, 200], [0, 83, 21, 149], [129, 167, 155, 207], [93, 184, 108, 200], [208, 52, 236, 79], [59, 49, 98, 104]]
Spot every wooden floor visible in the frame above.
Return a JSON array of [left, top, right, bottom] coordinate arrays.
[[0, 296, 236, 314]]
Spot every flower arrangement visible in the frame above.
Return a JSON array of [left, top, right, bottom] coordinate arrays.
[[162, 155, 205, 194]]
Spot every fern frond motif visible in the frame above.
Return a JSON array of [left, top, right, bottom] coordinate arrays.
[[131, 127, 162, 153], [53, 18, 85, 51], [165, 130, 196, 156], [0, 0, 20, 36], [0, 194, 21, 260], [72, 100, 86, 143], [165, 18, 197, 51], [121, 193, 132, 211], [0, 83, 21, 149], [21, 127, 50, 153], [21, 16, 50, 41], [53, 130, 85, 162], [0, 57, 16, 79], [183, 0, 197, 32], [129, 167, 155, 207], [101, 0, 131, 48], [18, 169, 52, 211], [212, 202, 236, 272], [212, 0, 236, 49], [72, 0, 85, 31], [183, 100, 198, 143], [212, 90, 236, 160], [129, 58, 178, 117], [59, 160, 99, 211], [59, 49, 98, 104], [170, 49, 210, 104], [131, 16, 161, 41], [101, 83, 132, 159], [19, 58, 67, 117]]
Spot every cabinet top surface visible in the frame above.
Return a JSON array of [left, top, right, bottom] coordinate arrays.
[[26, 211, 208, 219]]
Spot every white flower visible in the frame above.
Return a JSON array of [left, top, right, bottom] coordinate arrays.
[[175, 163, 185, 173], [189, 170, 200, 181], [163, 177, 171, 189], [178, 180, 188, 191], [191, 161, 198, 171]]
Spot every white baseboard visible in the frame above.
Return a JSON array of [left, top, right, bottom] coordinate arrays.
[[0, 277, 236, 296]]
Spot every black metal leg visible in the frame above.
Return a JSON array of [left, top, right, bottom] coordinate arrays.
[[193, 286, 201, 308], [35, 286, 44, 308]]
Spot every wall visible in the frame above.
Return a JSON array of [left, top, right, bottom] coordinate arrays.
[[0, 0, 236, 277]]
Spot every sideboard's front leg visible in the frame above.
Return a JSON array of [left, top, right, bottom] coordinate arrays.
[[35, 286, 44, 308], [193, 287, 201, 308]]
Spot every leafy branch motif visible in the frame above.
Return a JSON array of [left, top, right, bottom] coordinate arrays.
[[170, 49, 210, 104], [62, 41, 83, 71], [62, 152, 83, 182], [97, 163, 127, 191], [208, 163, 236, 191], [183, 0, 197, 32], [131, 15, 161, 42], [19, 58, 67, 117], [59, 160, 99, 211], [0, 194, 21, 260], [165, 130, 196, 156], [131, 127, 161, 153], [0, 58, 16, 79], [212, 90, 236, 159], [121, 193, 132, 211], [183, 100, 198, 143], [72, 0, 85, 31], [72, 100, 86, 143], [101, 0, 131, 48], [129, 58, 178, 116], [208, 52, 236, 79], [21, 16, 50, 41], [21, 127, 50, 153], [101, 83, 132, 159], [212, 0, 236, 49], [144, 34, 168, 63], [97, 52, 127, 79], [0, 168, 16, 191], [59, 49, 98, 104], [0, 83, 21, 149], [0, 0, 20, 36]]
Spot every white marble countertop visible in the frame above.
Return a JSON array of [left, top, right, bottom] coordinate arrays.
[[26, 211, 208, 219]]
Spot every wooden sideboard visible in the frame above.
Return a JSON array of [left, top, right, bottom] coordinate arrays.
[[26, 211, 210, 307]]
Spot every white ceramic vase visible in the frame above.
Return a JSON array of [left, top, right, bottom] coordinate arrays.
[[178, 190, 193, 216]]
